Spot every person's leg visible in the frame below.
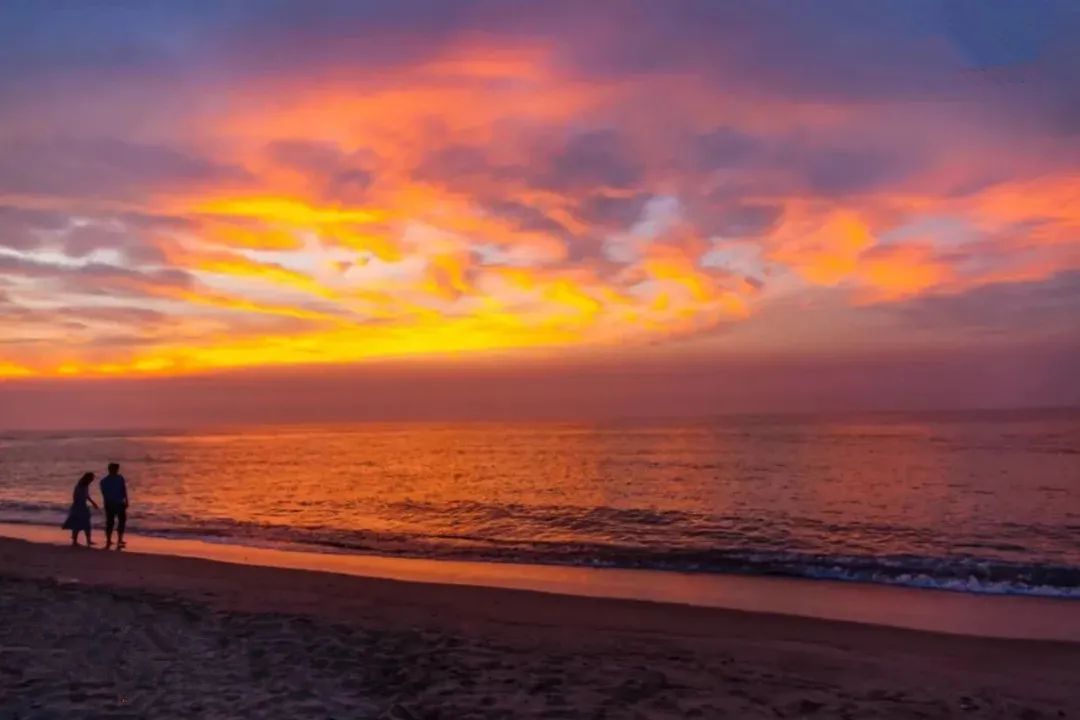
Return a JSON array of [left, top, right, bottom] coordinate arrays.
[[70, 529, 78, 546], [117, 506, 127, 546], [105, 504, 116, 547], [83, 527, 93, 546]]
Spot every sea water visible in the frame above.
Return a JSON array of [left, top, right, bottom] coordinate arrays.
[[2, 409, 1077, 597]]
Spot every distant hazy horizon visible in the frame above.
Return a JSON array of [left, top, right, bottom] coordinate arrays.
[[2, 347, 1077, 431], [3, 406, 1079, 436]]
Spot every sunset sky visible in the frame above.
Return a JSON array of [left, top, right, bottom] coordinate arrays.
[[1, 1, 1078, 428]]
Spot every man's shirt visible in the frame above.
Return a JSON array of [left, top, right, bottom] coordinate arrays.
[[100, 473, 127, 505]]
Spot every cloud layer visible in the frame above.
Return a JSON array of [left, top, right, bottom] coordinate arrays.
[[1, 1, 1078, 378]]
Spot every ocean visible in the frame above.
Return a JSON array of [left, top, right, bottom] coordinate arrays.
[[1, 409, 1078, 597]]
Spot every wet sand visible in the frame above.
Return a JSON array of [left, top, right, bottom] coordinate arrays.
[[1, 537, 1078, 719]]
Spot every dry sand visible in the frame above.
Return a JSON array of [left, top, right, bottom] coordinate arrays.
[[1, 537, 1078, 719]]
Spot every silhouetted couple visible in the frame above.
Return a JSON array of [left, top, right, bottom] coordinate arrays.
[[62, 463, 129, 549]]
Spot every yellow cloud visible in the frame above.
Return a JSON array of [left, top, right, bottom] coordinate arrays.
[[0, 361, 35, 378], [196, 197, 385, 225]]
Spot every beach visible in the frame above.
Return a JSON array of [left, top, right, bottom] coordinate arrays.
[[2, 537, 1078, 719]]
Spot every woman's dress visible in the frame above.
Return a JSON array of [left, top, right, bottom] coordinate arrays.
[[61, 484, 91, 532]]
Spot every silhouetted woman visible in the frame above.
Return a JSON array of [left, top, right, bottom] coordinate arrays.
[[62, 472, 99, 547]]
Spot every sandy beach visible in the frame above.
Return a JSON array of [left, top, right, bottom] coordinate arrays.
[[1, 537, 1078, 719]]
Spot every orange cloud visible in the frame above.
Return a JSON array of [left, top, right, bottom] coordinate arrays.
[[964, 175, 1080, 238], [855, 244, 953, 302], [768, 209, 874, 286]]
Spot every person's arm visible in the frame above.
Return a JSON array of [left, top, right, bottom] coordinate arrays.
[[89, 496, 99, 510], [122, 477, 129, 506]]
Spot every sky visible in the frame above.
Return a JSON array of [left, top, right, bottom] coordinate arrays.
[[1, 1, 1078, 428]]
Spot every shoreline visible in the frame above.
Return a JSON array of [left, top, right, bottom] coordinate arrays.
[[3, 514, 1077, 602], [2, 535, 1079, 718], [3, 523, 1080, 642]]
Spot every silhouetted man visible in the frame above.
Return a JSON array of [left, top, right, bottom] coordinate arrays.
[[101, 462, 129, 549]]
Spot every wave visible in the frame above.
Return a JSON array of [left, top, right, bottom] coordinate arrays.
[[2, 500, 1077, 599]]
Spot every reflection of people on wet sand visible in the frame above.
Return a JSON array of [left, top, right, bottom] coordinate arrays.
[[101, 462, 129, 550], [61, 472, 98, 547]]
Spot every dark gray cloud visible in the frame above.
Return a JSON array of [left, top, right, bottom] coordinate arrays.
[[793, 148, 920, 197], [889, 271, 1080, 339], [0, 138, 249, 200], [689, 201, 783, 239], [417, 129, 644, 198], [690, 128, 762, 171], [481, 200, 569, 237], [414, 135, 650, 265], [0, 303, 167, 330], [943, 0, 1058, 69], [0, 206, 71, 251], [414, 145, 510, 186], [0, 0, 483, 103], [266, 140, 374, 203], [558, 0, 1078, 112], [687, 126, 923, 199], [4, 0, 1077, 125], [541, 130, 643, 192], [575, 193, 650, 230]]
